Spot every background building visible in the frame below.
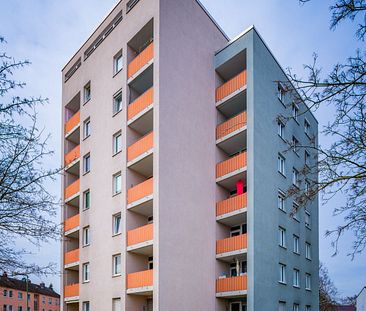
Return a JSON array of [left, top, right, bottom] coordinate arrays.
[[357, 287, 366, 311], [61, 0, 319, 310]]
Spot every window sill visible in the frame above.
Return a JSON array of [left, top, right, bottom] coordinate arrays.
[[112, 232, 122, 237], [112, 109, 123, 118], [293, 285, 300, 289], [83, 98, 91, 106], [82, 244, 90, 248], [112, 150, 122, 158], [83, 134, 91, 142], [278, 98, 286, 108], [278, 172, 286, 179], [306, 288, 312, 292], [278, 281, 287, 285], [279, 208, 286, 214], [112, 273, 122, 278], [278, 135, 287, 143], [83, 171, 91, 177], [279, 245, 287, 250], [293, 251, 300, 256], [112, 191, 122, 197], [113, 68, 123, 78], [82, 280, 90, 284], [293, 217, 300, 223]]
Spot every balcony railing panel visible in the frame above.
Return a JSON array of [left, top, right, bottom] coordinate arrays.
[[216, 275, 247, 293], [64, 179, 80, 200], [128, 42, 154, 79], [64, 284, 79, 298], [127, 270, 153, 289], [64, 214, 80, 232], [216, 112, 247, 140], [64, 111, 80, 135], [127, 178, 153, 204], [128, 87, 154, 121], [127, 132, 153, 162], [216, 71, 246, 102], [216, 193, 247, 217], [216, 152, 247, 178], [64, 145, 80, 166], [127, 224, 153, 246], [216, 234, 247, 254], [64, 249, 80, 265]]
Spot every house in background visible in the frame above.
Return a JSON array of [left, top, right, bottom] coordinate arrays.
[[335, 305, 356, 311], [357, 287, 366, 311]]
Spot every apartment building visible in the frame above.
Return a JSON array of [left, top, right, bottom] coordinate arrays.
[[0, 273, 60, 311], [61, 1, 319, 310]]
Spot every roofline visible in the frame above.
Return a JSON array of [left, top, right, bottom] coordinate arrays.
[[215, 25, 254, 55], [357, 286, 366, 297]]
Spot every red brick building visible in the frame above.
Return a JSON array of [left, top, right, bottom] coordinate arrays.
[[0, 273, 60, 311]]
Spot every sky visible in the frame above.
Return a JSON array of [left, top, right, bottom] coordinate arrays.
[[0, 0, 365, 298]]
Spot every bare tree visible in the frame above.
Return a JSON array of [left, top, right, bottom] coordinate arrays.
[[319, 263, 338, 311], [0, 36, 60, 276]]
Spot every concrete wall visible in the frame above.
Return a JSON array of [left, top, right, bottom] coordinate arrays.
[[358, 288, 366, 311]]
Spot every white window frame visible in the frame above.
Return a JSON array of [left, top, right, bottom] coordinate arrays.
[[83, 153, 91, 174], [112, 298, 121, 311], [277, 83, 285, 102], [305, 305, 311, 311], [278, 154, 285, 176], [292, 168, 299, 188], [292, 202, 300, 222], [305, 273, 311, 290], [113, 131, 122, 155], [293, 269, 300, 288], [279, 227, 286, 248], [293, 303, 300, 311], [113, 213, 121, 236], [279, 263, 286, 284], [278, 120, 285, 139], [305, 150, 310, 166], [279, 301, 286, 311], [84, 82, 91, 103], [292, 103, 299, 122], [113, 172, 122, 195], [83, 118, 91, 139], [293, 235, 300, 254], [82, 263, 90, 283], [278, 190, 286, 212], [83, 190, 90, 210], [113, 50, 123, 75], [305, 210, 311, 229], [82, 301, 90, 311], [112, 254, 121, 276], [304, 118, 311, 137], [292, 136, 299, 154], [83, 226, 90, 247], [113, 91, 123, 115], [306, 242, 312, 260]]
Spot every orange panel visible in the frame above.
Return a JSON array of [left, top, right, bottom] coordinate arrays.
[[216, 193, 247, 217], [128, 132, 153, 162], [127, 224, 153, 246], [64, 214, 80, 232], [216, 71, 246, 102], [216, 234, 247, 254], [216, 275, 247, 293], [128, 42, 154, 79], [127, 178, 153, 204], [216, 152, 247, 178], [64, 249, 80, 265], [64, 179, 80, 200], [127, 270, 153, 289], [64, 284, 79, 297], [216, 111, 247, 140], [64, 145, 80, 166], [64, 111, 80, 135], [128, 87, 154, 121]]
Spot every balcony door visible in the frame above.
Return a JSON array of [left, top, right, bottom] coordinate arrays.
[[231, 302, 246, 311]]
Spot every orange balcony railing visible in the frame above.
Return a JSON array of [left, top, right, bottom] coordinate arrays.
[[216, 275, 247, 293], [216, 234, 247, 254], [64, 214, 80, 232], [216, 152, 247, 179], [216, 112, 247, 140], [128, 87, 154, 121], [127, 224, 153, 246], [64, 179, 80, 200], [64, 145, 80, 166], [216, 71, 246, 102], [216, 193, 247, 217], [127, 178, 153, 204], [127, 270, 153, 289], [64, 284, 79, 298], [64, 249, 80, 265], [64, 111, 80, 135], [127, 132, 154, 162], [128, 42, 154, 79]]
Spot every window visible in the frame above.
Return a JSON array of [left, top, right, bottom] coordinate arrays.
[[305, 150, 310, 166], [279, 227, 286, 248], [148, 256, 153, 270], [292, 136, 299, 154], [48, 298, 52, 305], [112, 254, 121, 276], [42, 296, 45, 303], [9, 306, 12, 311], [278, 190, 286, 212], [305, 305, 311, 311], [292, 168, 299, 187], [305, 180, 311, 196], [278, 120, 285, 138], [83, 118, 91, 139], [83, 302, 90, 311], [293, 303, 299, 311], [83, 190, 90, 210], [3, 290, 7, 297], [304, 119, 310, 136], [113, 91, 122, 114], [279, 302, 286, 311], [305, 210, 311, 228], [83, 226, 90, 246], [277, 83, 285, 102], [278, 154, 285, 175], [83, 154, 91, 174], [82, 263, 90, 282], [305, 273, 311, 290], [8, 291, 12, 298], [113, 172, 122, 195], [113, 132, 122, 155], [17, 308, 22, 311], [292, 103, 299, 122], [27, 294, 30, 300], [293, 235, 300, 254], [306, 242, 312, 260], [18, 292, 22, 300], [293, 202, 300, 222], [84, 82, 91, 103], [113, 213, 121, 235], [279, 263, 286, 284], [114, 51, 123, 74], [112, 298, 121, 311], [4, 305, 7, 311], [293, 269, 300, 287]]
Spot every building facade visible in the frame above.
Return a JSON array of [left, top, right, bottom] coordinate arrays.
[[61, 1, 319, 310], [357, 287, 366, 311], [0, 273, 60, 311]]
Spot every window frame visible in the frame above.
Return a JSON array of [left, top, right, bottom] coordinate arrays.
[[293, 268, 300, 288], [293, 235, 300, 254], [83, 118, 91, 139], [112, 254, 122, 276], [279, 263, 286, 284], [113, 131, 122, 155], [83, 226, 90, 247], [83, 82, 91, 104], [278, 120, 285, 139], [113, 90, 123, 115], [113, 50, 123, 75], [279, 227, 286, 248], [305, 242, 312, 260], [292, 168, 300, 188], [292, 103, 299, 123], [83, 190, 90, 210], [305, 273, 311, 290], [83, 153, 91, 174], [278, 153, 286, 176], [82, 262, 90, 283], [113, 172, 122, 195], [112, 213, 121, 236], [278, 190, 286, 212]]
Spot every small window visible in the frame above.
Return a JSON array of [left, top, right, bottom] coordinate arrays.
[[292, 103, 299, 122], [305, 273, 311, 290], [83, 226, 90, 246], [293, 235, 299, 254], [48, 298, 52, 305], [305, 210, 311, 228], [305, 305, 311, 311], [148, 256, 153, 270], [83, 118, 91, 139], [278, 120, 285, 138], [304, 119, 310, 136], [8, 291, 12, 298], [3, 290, 7, 297], [83, 153, 91, 174], [292, 136, 299, 154], [278, 154, 285, 176], [18, 292, 22, 300], [113, 91, 122, 114], [292, 202, 300, 221], [113, 213, 121, 235], [279, 302, 286, 311], [293, 303, 300, 311], [277, 83, 285, 102], [305, 150, 310, 166], [279, 263, 286, 284], [292, 168, 299, 187], [293, 269, 300, 287], [112, 254, 121, 276], [83, 190, 90, 210], [113, 132, 122, 155], [114, 51, 123, 75], [278, 190, 286, 212], [82, 302, 90, 311], [84, 82, 91, 103], [3, 304, 8, 311], [305, 180, 311, 196], [82, 263, 90, 282], [279, 227, 286, 248], [306, 242, 312, 260], [113, 172, 122, 195], [112, 298, 121, 311]]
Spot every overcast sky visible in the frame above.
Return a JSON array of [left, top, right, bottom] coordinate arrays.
[[0, 0, 364, 297]]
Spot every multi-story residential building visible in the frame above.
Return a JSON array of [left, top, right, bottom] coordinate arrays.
[[61, 1, 319, 310], [0, 273, 60, 311]]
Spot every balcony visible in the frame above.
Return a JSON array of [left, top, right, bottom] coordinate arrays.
[[64, 145, 80, 174], [216, 112, 247, 155], [127, 178, 153, 216], [128, 42, 154, 81], [216, 193, 247, 226], [127, 87, 153, 135], [64, 179, 80, 204], [216, 153, 247, 190], [65, 111, 80, 143], [64, 249, 79, 270], [126, 269, 153, 295], [127, 132, 153, 177], [216, 234, 247, 261], [127, 224, 153, 255], [64, 214, 80, 237], [216, 275, 247, 298], [64, 284, 79, 303]]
